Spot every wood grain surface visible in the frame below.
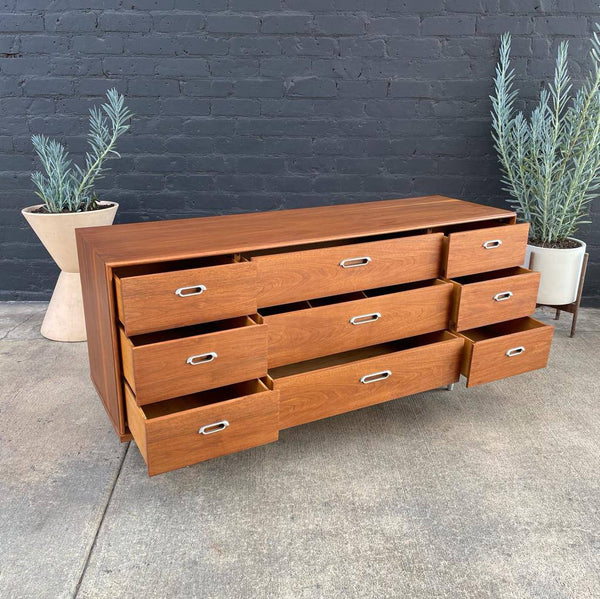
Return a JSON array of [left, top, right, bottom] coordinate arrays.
[[262, 280, 453, 367], [451, 267, 540, 331], [124, 383, 148, 461], [115, 260, 257, 335], [120, 318, 268, 404], [77, 196, 514, 267], [459, 317, 553, 387], [273, 332, 463, 429], [125, 381, 279, 476], [251, 233, 444, 307], [77, 234, 129, 439], [444, 222, 529, 278]]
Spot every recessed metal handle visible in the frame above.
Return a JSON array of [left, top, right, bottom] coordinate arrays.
[[350, 312, 381, 325], [494, 291, 513, 302], [506, 346, 525, 357], [199, 420, 229, 435], [175, 284, 206, 297], [482, 239, 502, 249], [360, 370, 392, 384], [340, 256, 372, 268], [186, 351, 218, 365]]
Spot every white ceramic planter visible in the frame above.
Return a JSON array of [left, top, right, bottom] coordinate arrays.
[[524, 238, 586, 305], [22, 202, 118, 342]]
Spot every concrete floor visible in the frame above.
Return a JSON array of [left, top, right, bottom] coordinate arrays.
[[1, 302, 599, 599]]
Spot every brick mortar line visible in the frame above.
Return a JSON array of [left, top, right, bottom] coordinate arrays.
[[0, 8, 598, 295]]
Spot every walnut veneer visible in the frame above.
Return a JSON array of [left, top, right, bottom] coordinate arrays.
[[77, 196, 553, 475]]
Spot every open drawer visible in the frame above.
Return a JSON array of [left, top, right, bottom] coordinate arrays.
[[449, 267, 540, 331], [457, 317, 553, 387], [244, 232, 443, 307], [444, 222, 529, 278], [125, 380, 279, 476], [114, 255, 257, 336], [120, 315, 267, 405], [257, 279, 453, 368], [268, 331, 464, 429]]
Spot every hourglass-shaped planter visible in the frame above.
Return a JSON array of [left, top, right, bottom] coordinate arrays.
[[22, 202, 118, 342]]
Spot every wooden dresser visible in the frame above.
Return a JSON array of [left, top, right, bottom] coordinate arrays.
[[77, 196, 553, 476]]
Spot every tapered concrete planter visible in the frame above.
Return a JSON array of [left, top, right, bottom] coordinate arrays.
[[525, 238, 586, 305], [22, 202, 118, 342]]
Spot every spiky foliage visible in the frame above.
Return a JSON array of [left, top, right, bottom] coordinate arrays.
[[31, 88, 132, 213], [491, 29, 600, 243]]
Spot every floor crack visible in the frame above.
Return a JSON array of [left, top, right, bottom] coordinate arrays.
[[0, 311, 42, 340], [72, 442, 130, 598]]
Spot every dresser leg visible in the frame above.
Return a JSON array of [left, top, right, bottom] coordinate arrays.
[[446, 383, 455, 391]]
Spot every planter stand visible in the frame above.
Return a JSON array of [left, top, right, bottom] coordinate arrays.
[[535, 253, 589, 338]]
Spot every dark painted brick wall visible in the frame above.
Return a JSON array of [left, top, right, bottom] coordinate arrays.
[[1, 1, 599, 305]]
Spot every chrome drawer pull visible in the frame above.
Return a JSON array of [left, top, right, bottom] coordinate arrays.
[[340, 256, 372, 268], [199, 420, 229, 435], [506, 346, 525, 357], [186, 351, 218, 365], [360, 370, 392, 384], [482, 239, 502, 249], [350, 312, 381, 325], [494, 291, 513, 302], [175, 284, 206, 297]]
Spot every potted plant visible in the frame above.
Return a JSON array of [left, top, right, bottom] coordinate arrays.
[[491, 30, 599, 305], [22, 88, 132, 342]]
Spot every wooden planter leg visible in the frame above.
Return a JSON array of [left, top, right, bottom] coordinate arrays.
[[570, 253, 589, 338]]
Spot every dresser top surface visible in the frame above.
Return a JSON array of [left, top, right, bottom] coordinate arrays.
[[77, 195, 515, 266]]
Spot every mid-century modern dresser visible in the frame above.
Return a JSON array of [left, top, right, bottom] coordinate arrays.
[[77, 196, 553, 475]]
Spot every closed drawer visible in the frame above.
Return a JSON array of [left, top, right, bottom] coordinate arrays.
[[120, 316, 267, 405], [125, 380, 279, 476], [458, 317, 553, 387], [115, 257, 257, 336], [449, 267, 540, 331], [444, 223, 529, 278], [269, 331, 463, 429], [258, 280, 453, 368], [246, 233, 444, 307]]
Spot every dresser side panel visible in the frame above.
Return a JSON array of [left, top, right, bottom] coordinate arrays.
[[77, 233, 126, 437]]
